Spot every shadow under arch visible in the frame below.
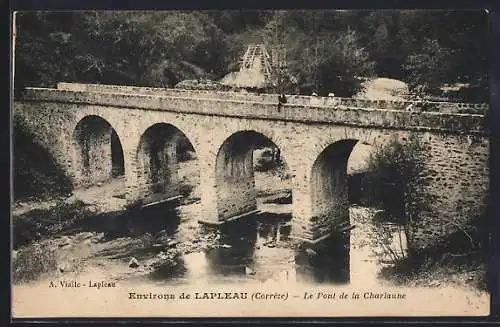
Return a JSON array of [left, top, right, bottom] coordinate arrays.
[[214, 130, 292, 222], [135, 122, 198, 204], [310, 139, 359, 230], [308, 138, 383, 285], [72, 115, 125, 187]]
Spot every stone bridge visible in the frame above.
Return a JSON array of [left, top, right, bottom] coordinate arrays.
[[14, 82, 490, 251]]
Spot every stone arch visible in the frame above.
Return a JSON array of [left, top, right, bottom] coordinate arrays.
[[72, 115, 125, 187], [309, 128, 382, 167], [214, 129, 292, 221], [135, 122, 197, 203], [309, 139, 359, 239], [217, 119, 293, 166]]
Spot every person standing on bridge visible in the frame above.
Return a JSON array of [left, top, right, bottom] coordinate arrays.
[[277, 94, 287, 112]]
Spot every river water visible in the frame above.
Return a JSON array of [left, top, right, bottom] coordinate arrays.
[[95, 195, 404, 288]]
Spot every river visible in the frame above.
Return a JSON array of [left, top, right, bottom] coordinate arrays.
[[70, 194, 402, 288]]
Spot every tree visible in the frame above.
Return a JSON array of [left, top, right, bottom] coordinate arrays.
[[362, 11, 405, 78], [15, 11, 233, 90], [402, 38, 453, 98], [396, 10, 488, 101], [14, 10, 488, 101], [287, 28, 375, 97], [14, 12, 79, 91]]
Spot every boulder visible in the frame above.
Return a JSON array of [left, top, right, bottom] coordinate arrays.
[[128, 257, 140, 268]]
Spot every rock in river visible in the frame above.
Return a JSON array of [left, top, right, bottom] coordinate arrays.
[[128, 257, 140, 268]]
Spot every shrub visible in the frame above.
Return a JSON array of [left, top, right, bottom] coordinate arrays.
[[254, 147, 287, 173], [13, 242, 58, 284], [364, 134, 433, 257], [176, 137, 196, 162], [179, 183, 194, 197], [254, 156, 275, 172], [13, 200, 91, 248], [372, 221, 408, 265], [402, 38, 453, 99], [125, 199, 144, 210], [13, 114, 73, 201]]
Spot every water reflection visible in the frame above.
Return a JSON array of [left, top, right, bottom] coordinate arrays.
[[81, 202, 351, 285], [295, 235, 350, 284], [205, 219, 258, 277], [71, 202, 182, 240], [182, 209, 350, 285], [125, 206, 180, 236]]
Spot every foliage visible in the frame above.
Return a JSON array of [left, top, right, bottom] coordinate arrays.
[[254, 148, 276, 172], [431, 206, 489, 257], [178, 183, 194, 197], [286, 29, 375, 96], [370, 219, 408, 265], [15, 11, 231, 89], [402, 39, 453, 98], [13, 113, 73, 201], [124, 199, 144, 210], [253, 146, 287, 173], [13, 242, 58, 284], [13, 200, 91, 249], [14, 10, 489, 101], [176, 136, 196, 162], [360, 10, 489, 101], [364, 134, 433, 252]]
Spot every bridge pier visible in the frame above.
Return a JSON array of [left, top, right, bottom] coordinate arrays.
[[72, 116, 117, 187], [124, 137, 182, 207], [217, 141, 257, 221], [138, 140, 180, 203], [197, 131, 261, 226], [197, 157, 220, 225], [289, 181, 316, 242], [289, 140, 355, 244], [198, 156, 259, 225]]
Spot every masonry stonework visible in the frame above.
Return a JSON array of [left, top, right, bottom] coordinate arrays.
[[310, 140, 358, 240], [134, 124, 181, 204], [14, 84, 490, 253], [72, 115, 116, 187], [215, 132, 258, 220]]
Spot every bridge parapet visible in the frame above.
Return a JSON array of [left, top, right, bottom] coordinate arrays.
[[56, 82, 488, 115], [19, 86, 488, 136]]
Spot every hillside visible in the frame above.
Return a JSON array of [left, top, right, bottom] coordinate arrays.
[[14, 10, 488, 102]]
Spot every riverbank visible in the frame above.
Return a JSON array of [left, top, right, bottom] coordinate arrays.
[[12, 208, 490, 317], [12, 199, 487, 294]]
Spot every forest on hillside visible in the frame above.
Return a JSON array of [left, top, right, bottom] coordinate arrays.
[[14, 10, 490, 102]]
